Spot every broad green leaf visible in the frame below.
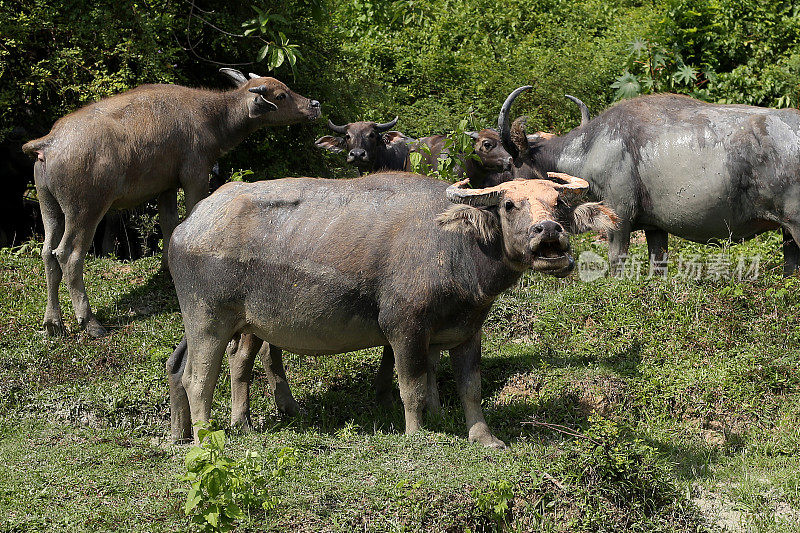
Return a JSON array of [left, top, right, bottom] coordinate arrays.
[[611, 72, 641, 100], [204, 504, 220, 527], [184, 488, 201, 514], [185, 447, 206, 470], [208, 430, 225, 451], [225, 502, 245, 519], [673, 63, 697, 85], [257, 44, 269, 62]]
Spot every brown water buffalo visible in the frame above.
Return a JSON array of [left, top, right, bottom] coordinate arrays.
[[166, 172, 617, 448], [412, 130, 514, 187], [315, 117, 410, 174], [498, 86, 800, 275], [22, 69, 320, 337]]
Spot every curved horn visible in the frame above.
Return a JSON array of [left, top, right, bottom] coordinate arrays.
[[446, 179, 503, 207], [498, 86, 532, 160], [565, 95, 591, 127], [219, 68, 248, 86], [375, 116, 399, 132], [248, 72, 261, 79], [467, 131, 481, 140], [327, 119, 349, 134], [248, 85, 268, 95], [547, 172, 590, 195]]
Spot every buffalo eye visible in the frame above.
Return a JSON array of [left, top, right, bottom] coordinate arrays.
[[503, 200, 515, 211], [483, 140, 492, 150], [368, 132, 376, 138], [275, 93, 287, 101]]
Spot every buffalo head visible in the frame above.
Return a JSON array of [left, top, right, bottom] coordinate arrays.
[[467, 129, 513, 172], [439, 173, 618, 275], [219, 68, 321, 125], [498, 87, 591, 179], [314, 117, 400, 171]]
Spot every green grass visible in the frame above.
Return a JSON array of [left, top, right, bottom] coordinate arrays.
[[1, 230, 799, 532]]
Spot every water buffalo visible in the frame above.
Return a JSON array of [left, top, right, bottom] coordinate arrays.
[[22, 68, 320, 337], [498, 86, 800, 275], [412, 130, 514, 188], [166, 172, 617, 447], [315, 117, 410, 174]]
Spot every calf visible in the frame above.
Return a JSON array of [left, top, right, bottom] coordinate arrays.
[[22, 68, 320, 337], [315, 117, 410, 174]]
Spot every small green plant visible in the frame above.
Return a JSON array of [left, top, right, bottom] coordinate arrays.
[[181, 425, 297, 532], [470, 479, 514, 529], [409, 115, 478, 182]]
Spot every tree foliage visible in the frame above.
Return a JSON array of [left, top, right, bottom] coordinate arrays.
[[612, 0, 800, 107], [1, 0, 799, 182]]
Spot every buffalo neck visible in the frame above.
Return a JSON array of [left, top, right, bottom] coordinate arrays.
[[468, 234, 526, 303], [206, 90, 261, 156], [532, 127, 593, 178]]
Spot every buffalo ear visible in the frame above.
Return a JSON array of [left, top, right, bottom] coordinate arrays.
[[567, 202, 619, 234], [314, 135, 345, 153], [383, 131, 413, 144], [219, 68, 248, 87]]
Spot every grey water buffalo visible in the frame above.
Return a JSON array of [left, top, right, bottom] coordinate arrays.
[[498, 86, 800, 275], [315, 117, 411, 174], [22, 68, 320, 337], [166, 171, 617, 447]]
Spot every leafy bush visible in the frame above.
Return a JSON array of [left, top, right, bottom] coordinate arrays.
[[408, 116, 477, 182], [181, 426, 298, 532], [612, 0, 800, 106]]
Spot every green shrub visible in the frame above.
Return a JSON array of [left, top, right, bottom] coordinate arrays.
[[181, 426, 297, 532]]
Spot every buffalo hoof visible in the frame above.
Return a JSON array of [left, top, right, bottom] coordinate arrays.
[[230, 416, 253, 434], [84, 318, 108, 338], [276, 397, 301, 418], [469, 425, 507, 450], [42, 318, 66, 337]]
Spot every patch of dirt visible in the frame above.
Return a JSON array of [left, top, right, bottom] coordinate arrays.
[[497, 372, 543, 404], [574, 375, 627, 415], [692, 484, 744, 532]]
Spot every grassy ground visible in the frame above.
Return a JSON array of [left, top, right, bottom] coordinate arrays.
[[1, 231, 799, 532]]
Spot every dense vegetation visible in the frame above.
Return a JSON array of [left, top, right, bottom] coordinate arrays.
[[3, 0, 798, 180], [2, 0, 800, 531]]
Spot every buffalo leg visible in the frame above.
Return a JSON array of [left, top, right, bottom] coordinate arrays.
[[229, 334, 300, 427], [56, 205, 108, 337], [182, 320, 235, 443], [181, 165, 211, 217], [228, 332, 261, 430], [375, 346, 396, 406], [157, 188, 179, 270], [608, 220, 632, 277], [36, 184, 66, 336], [388, 332, 429, 435], [450, 330, 505, 449], [646, 229, 669, 277], [258, 343, 300, 417], [782, 227, 800, 276], [426, 349, 441, 415]]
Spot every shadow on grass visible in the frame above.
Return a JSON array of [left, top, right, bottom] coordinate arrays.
[[94, 267, 179, 331]]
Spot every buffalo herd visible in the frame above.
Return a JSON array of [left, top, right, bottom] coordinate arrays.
[[20, 68, 800, 446]]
